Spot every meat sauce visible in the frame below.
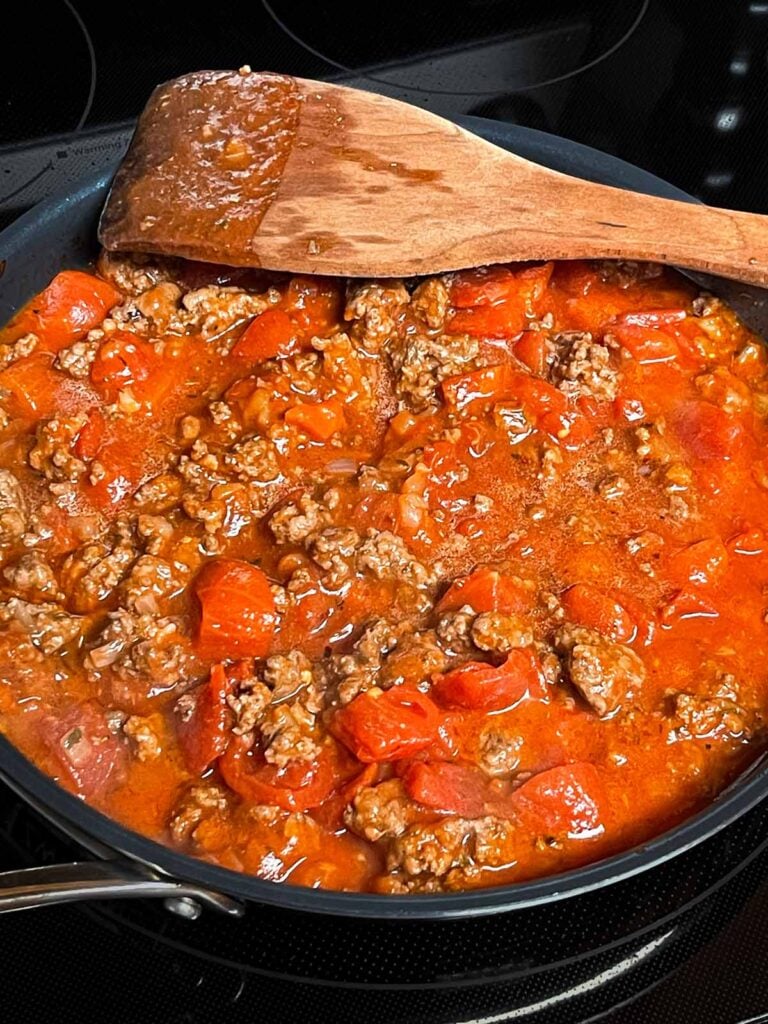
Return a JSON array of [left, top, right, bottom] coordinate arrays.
[[0, 254, 767, 894]]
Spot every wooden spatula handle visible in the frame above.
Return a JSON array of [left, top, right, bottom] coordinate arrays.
[[531, 176, 768, 287]]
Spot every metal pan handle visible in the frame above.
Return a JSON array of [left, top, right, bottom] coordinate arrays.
[[0, 860, 243, 917]]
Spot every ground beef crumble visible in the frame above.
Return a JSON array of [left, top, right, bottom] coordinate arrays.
[[552, 331, 618, 402], [0, 332, 37, 370], [269, 493, 331, 545], [390, 332, 479, 411], [86, 608, 191, 690], [386, 815, 514, 880], [60, 517, 139, 613], [356, 529, 434, 588], [0, 598, 82, 655], [556, 624, 646, 717], [0, 470, 26, 545], [344, 280, 409, 352]]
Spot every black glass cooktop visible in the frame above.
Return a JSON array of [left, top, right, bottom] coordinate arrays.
[[3, 772, 768, 1024], [3, 2, 768, 1021], [3, 1, 768, 225]]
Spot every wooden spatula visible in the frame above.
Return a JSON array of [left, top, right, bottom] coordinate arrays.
[[99, 69, 768, 287]]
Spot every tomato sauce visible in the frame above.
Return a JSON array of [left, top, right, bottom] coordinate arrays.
[[0, 255, 766, 894]]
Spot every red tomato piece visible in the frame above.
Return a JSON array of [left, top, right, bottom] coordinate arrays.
[[219, 735, 339, 812], [561, 395, 606, 450], [611, 323, 679, 364], [450, 266, 521, 308], [273, 566, 336, 655], [73, 408, 106, 460], [448, 264, 553, 338], [81, 435, 148, 511], [403, 761, 490, 818], [38, 700, 127, 798], [0, 353, 65, 420], [233, 308, 300, 362], [669, 537, 729, 588], [672, 401, 744, 461], [514, 330, 548, 375], [311, 762, 379, 830], [333, 686, 442, 763], [177, 663, 237, 775], [448, 304, 528, 339], [504, 372, 570, 438], [441, 364, 514, 411], [284, 399, 345, 441], [29, 271, 121, 351], [194, 559, 277, 658], [433, 649, 542, 711], [437, 567, 530, 615], [728, 525, 766, 557], [442, 365, 569, 437], [509, 762, 607, 838], [91, 331, 155, 396], [658, 588, 719, 625], [616, 308, 688, 329], [561, 584, 635, 643]]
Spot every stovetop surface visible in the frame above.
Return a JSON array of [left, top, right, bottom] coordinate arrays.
[[3, 1, 768, 1021]]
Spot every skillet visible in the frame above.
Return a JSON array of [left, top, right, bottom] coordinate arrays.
[[0, 115, 767, 921]]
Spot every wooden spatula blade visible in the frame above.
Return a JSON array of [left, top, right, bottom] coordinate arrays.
[[99, 69, 303, 264]]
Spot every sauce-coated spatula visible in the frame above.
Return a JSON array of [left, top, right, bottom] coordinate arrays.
[[100, 69, 768, 289]]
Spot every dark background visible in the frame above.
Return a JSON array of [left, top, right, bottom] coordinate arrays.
[[3, 1, 768, 223]]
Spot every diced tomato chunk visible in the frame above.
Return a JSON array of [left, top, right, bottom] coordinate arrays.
[[450, 266, 520, 308], [437, 568, 530, 615], [658, 588, 719, 624], [0, 354, 64, 420], [38, 701, 127, 798], [73, 408, 106, 460], [561, 584, 635, 642], [233, 308, 300, 362], [728, 525, 766, 556], [311, 762, 379, 830], [90, 331, 155, 397], [285, 275, 342, 331], [26, 271, 121, 351], [219, 735, 340, 811], [441, 364, 513, 411], [448, 304, 527, 339], [509, 762, 608, 838], [672, 401, 744, 461], [333, 686, 443, 763], [194, 559, 277, 658], [284, 399, 345, 441], [442, 365, 569, 437], [81, 434, 148, 511], [433, 649, 542, 711], [616, 308, 688, 329], [612, 323, 679, 364], [448, 263, 552, 338], [668, 537, 728, 588], [514, 330, 548, 375], [177, 663, 237, 775], [403, 761, 490, 818]]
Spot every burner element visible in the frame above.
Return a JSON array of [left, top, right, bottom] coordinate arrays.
[[262, 0, 648, 95]]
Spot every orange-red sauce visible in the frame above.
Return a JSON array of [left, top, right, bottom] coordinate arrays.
[[0, 256, 766, 893]]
